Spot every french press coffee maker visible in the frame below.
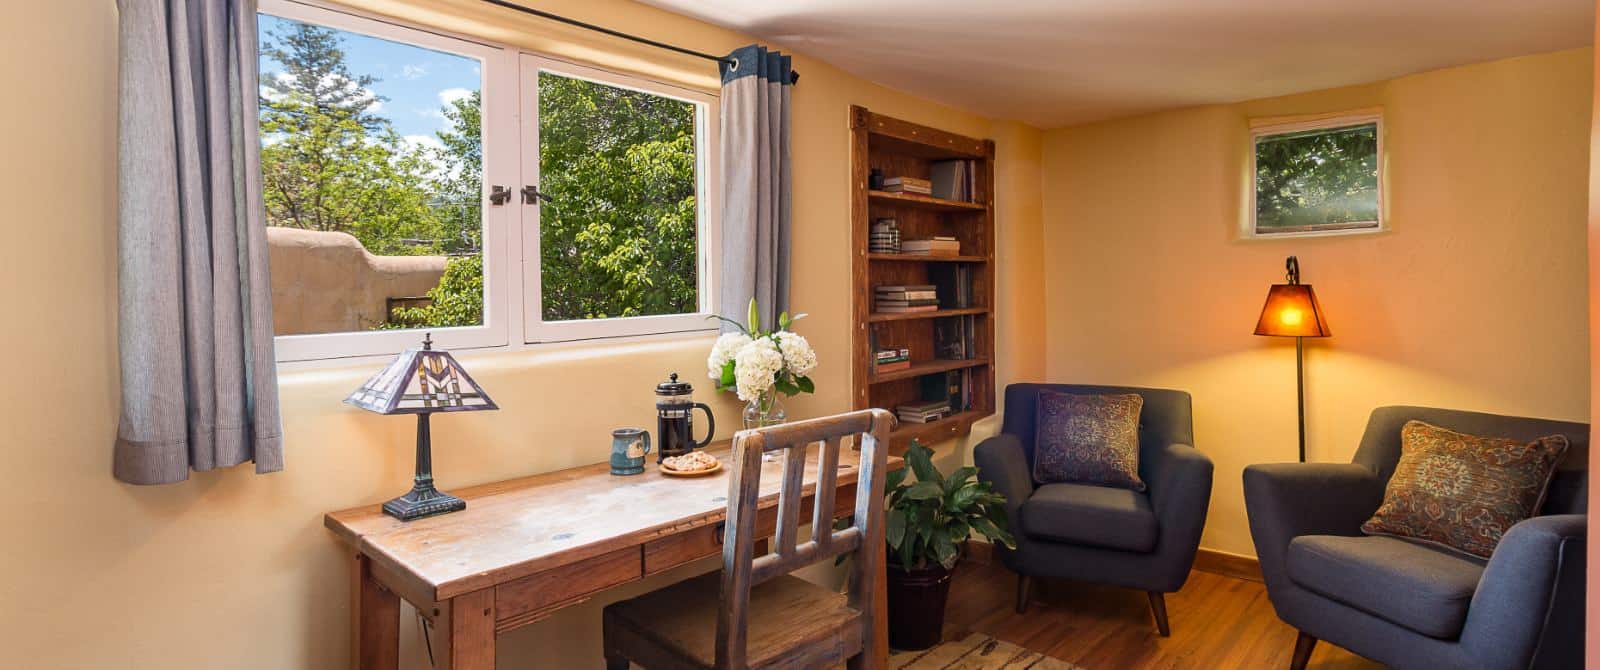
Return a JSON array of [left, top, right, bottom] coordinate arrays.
[[655, 373, 715, 462]]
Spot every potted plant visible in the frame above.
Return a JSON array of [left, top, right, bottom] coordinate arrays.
[[883, 439, 1015, 650]]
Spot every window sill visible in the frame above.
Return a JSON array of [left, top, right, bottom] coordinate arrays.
[[1238, 224, 1388, 242], [274, 327, 722, 380]]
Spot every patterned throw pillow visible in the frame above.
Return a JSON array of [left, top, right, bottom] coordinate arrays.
[[1032, 391, 1145, 490], [1361, 420, 1568, 559]]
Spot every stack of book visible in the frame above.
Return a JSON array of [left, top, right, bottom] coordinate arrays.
[[901, 236, 960, 256], [876, 284, 939, 313], [869, 218, 900, 254], [881, 176, 932, 195], [929, 159, 977, 202], [874, 347, 911, 374], [897, 399, 951, 424]]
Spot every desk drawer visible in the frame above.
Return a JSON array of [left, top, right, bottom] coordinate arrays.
[[495, 546, 641, 631]]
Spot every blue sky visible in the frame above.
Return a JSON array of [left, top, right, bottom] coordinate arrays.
[[258, 14, 480, 148]]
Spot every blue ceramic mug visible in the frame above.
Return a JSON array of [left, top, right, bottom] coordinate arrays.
[[610, 428, 652, 475]]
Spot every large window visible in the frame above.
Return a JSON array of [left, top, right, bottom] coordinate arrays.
[[259, 1, 716, 361], [1249, 112, 1383, 238]]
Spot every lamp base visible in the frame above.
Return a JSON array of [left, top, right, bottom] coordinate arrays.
[[382, 486, 466, 521]]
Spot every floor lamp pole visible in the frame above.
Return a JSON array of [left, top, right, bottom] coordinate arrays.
[[1295, 336, 1306, 463]]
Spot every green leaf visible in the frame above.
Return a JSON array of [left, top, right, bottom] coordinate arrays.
[[942, 466, 976, 494], [933, 534, 958, 569], [883, 467, 909, 494], [773, 376, 800, 396], [906, 440, 941, 486], [778, 311, 790, 330], [719, 360, 736, 389], [946, 484, 982, 511], [705, 313, 752, 336], [795, 375, 815, 394], [886, 508, 907, 549], [904, 481, 943, 500], [898, 529, 918, 570]]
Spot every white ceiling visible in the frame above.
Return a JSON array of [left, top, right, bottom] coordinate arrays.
[[639, 0, 1594, 128]]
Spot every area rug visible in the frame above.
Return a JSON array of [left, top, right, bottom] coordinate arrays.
[[890, 633, 1083, 669]]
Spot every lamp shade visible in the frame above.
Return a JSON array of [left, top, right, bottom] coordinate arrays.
[[1254, 283, 1331, 338], [344, 336, 497, 415]]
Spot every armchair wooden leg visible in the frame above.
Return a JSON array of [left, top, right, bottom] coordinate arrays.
[[1289, 631, 1317, 670], [1146, 591, 1171, 637], [1015, 574, 1032, 614]]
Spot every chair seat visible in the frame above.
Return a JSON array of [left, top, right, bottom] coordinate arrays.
[[1287, 534, 1485, 639], [603, 571, 864, 669], [1019, 482, 1159, 552]]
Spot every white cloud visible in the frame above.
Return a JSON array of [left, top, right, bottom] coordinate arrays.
[[403, 134, 444, 154], [402, 135, 451, 180], [438, 87, 473, 105], [401, 64, 428, 80]]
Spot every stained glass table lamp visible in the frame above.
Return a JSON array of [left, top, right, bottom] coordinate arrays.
[[345, 334, 498, 521]]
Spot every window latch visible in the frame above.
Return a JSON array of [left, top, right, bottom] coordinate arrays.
[[488, 185, 512, 206], [521, 185, 553, 206]]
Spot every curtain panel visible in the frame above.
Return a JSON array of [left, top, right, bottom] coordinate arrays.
[[717, 45, 793, 330], [115, 0, 282, 484]]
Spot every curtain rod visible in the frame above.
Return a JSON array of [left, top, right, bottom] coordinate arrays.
[[477, 0, 800, 84]]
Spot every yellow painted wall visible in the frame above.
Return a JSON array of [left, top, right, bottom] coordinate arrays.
[[1588, 5, 1600, 665], [1041, 49, 1593, 557], [0, 0, 1044, 668]]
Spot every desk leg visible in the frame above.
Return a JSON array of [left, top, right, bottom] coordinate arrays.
[[434, 588, 496, 670], [351, 554, 399, 670]]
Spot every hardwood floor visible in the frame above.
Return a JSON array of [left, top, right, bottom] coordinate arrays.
[[939, 560, 1384, 669]]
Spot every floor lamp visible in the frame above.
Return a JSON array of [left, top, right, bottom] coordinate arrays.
[[1253, 256, 1330, 462]]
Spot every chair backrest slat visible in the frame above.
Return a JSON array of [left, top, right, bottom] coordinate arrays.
[[713, 409, 892, 670], [773, 444, 809, 556]]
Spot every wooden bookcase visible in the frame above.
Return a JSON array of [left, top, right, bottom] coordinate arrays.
[[849, 106, 996, 452]]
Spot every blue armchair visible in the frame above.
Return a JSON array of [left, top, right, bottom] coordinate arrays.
[[1244, 406, 1587, 670], [974, 384, 1214, 636]]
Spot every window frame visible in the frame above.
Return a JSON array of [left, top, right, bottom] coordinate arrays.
[[518, 55, 721, 343], [258, 0, 721, 362], [1246, 111, 1385, 240]]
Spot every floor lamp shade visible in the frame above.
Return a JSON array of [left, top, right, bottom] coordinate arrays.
[[1254, 283, 1331, 338]]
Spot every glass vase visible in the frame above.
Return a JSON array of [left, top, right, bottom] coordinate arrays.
[[742, 388, 786, 430]]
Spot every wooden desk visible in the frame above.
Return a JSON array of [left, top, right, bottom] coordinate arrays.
[[326, 445, 899, 669]]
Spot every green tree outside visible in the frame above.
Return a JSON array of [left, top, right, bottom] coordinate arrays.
[[1255, 123, 1379, 230], [259, 20, 701, 331]]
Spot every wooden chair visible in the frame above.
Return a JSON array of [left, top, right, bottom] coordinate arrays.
[[602, 408, 894, 670]]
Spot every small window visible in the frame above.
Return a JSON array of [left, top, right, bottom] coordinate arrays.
[[1250, 113, 1383, 237]]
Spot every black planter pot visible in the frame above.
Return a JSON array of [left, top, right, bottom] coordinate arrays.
[[886, 561, 954, 650]]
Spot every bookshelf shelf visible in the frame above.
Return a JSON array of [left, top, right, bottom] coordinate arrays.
[[867, 307, 989, 323], [867, 253, 988, 263], [871, 357, 991, 384], [868, 190, 987, 212], [890, 410, 989, 449], [851, 106, 996, 454]]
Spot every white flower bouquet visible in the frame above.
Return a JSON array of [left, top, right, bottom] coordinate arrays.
[[706, 298, 817, 402]]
